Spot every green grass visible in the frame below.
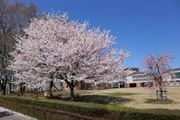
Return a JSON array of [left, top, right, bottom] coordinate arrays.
[[5, 87, 180, 115], [105, 92, 139, 97]]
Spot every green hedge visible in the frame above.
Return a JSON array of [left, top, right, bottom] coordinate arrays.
[[0, 96, 180, 120]]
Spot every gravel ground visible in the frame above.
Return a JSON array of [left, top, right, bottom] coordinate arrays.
[[0, 107, 37, 120]]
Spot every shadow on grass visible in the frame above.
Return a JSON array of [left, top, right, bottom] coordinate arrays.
[[145, 99, 174, 104], [105, 92, 140, 97], [61, 95, 131, 105]]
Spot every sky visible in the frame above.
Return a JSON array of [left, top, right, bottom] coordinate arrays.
[[28, 0, 180, 69]]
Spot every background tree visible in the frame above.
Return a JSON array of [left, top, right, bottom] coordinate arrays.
[[9, 13, 130, 101], [0, 0, 40, 95], [143, 52, 174, 100]]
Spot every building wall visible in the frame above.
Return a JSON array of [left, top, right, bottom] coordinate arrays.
[[126, 83, 130, 88], [136, 82, 141, 87], [125, 69, 180, 88], [47, 68, 180, 90], [126, 76, 133, 83]]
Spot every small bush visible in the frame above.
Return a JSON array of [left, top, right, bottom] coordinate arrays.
[[145, 99, 174, 104]]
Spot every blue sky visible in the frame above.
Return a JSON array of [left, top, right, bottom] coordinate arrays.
[[29, 0, 180, 69]]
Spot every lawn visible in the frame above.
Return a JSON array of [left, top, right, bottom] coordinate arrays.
[[51, 86, 180, 110], [9, 86, 180, 110]]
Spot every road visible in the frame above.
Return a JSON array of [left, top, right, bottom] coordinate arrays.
[[0, 107, 36, 120]]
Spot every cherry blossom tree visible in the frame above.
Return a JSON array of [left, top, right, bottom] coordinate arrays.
[[9, 13, 130, 101], [143, 52, 174, 100]]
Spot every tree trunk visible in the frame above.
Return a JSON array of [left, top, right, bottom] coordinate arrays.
[[1, 85, 6, 95], [94, 82, 97, 91], [85, 82, 86, 90], [8, 74, 13, 95], [70, 80, 75, 101], [49, 80, 53, 92], [64, 79, 75, 101], [20, 83, 23, 95], [160, 88, 163, 100], [1, 72, 7, 95], [8, 83, 12, 95], [7, 78, 11, 95], [70, 86, 74, 101]]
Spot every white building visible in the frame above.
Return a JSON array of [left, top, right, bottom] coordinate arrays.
[[126, 72, 147, 87], [125, 68, 180, 88]]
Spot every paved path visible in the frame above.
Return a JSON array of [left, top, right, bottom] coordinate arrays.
[[0, 107, 36, 120]]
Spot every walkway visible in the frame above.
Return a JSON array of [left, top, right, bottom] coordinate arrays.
[[0, 107, 36, 120]]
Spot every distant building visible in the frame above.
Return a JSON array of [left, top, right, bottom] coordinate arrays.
[[124, 67, 140, 73], [126, 72, 146, 87], [110, 78, 127, 88], [170, 68, 180, 86], [29, 67, 180, 91], [125, 68, 180, 88]]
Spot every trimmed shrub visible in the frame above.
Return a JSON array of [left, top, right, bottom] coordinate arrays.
[[0, 95, 180, 120]]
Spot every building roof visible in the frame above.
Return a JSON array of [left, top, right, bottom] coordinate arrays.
[[173, 68, 180, 71], [129, 72, 145, 76], [124, 67, 140, 71]]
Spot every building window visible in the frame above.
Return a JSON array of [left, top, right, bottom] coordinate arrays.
[[176, 81, 180, 86], [132, 76, 147, 81], [130, 83, 136, 87], [170, 81, 174, 86], [175, 73, 180, 78]]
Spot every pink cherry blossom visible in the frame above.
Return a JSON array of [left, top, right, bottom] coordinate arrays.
[[142, 52, 174, 100], [9, 12, 130, 100]]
